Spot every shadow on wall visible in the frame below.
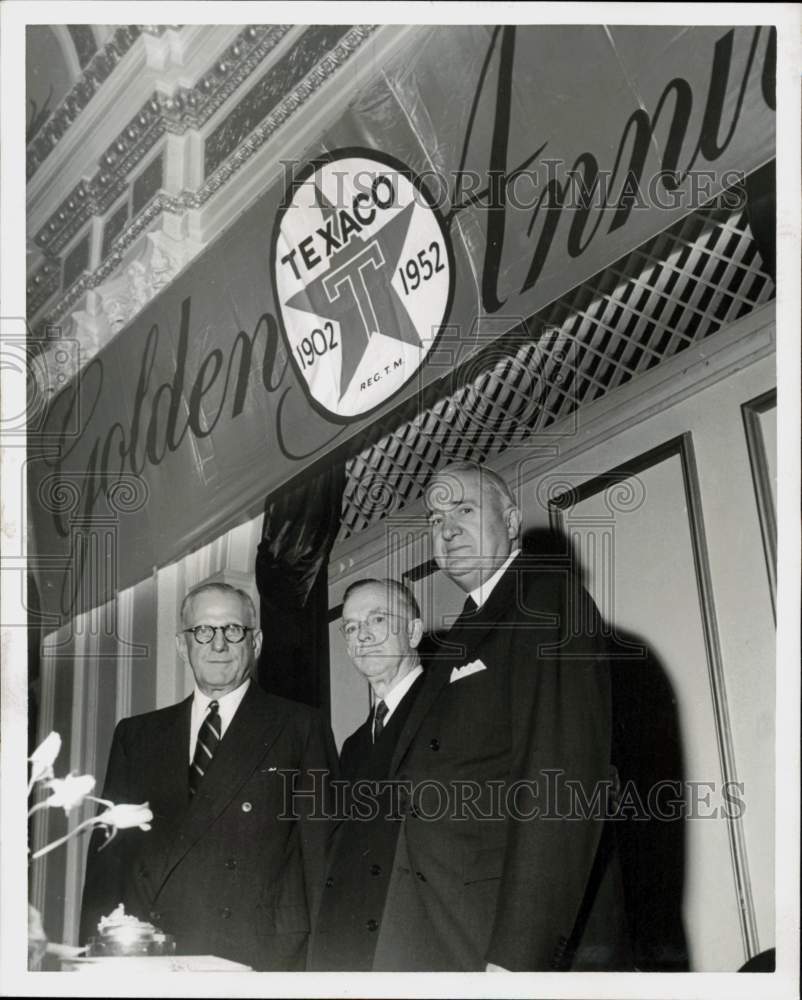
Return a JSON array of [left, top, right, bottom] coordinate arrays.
[[608, 621, 689, 971], [418, 526, 690, 972]]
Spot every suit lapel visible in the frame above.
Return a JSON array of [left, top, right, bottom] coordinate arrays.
[[339, 718, 372, 779], [149, 697, 192, 808], [437, 557, 522, 665], [142, 698, 191, 887], [388, 665, 449, 776], [388, 558, 524, 775], [156, 683, 288, 888]]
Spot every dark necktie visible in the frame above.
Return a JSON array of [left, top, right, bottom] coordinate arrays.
[[189, 700, 221, 796], [372, 700, 389, 743], [453, 594, 478, 629]]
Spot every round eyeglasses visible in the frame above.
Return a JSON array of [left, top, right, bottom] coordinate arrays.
[[338, 611, 405, 641], [183, 624, 253, 645]]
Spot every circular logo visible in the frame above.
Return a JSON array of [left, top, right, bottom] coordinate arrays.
[[272, 150, 453, 421]]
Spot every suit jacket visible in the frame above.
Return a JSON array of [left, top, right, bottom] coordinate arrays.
[[371, 554, 632, 971], [307, 673, 424, 970], [79, 682, 337, 970]]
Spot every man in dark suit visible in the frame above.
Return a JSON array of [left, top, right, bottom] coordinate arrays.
[[79, 581, 335, 970], [308, 578, 425, 970], [371, 460, 631, 971]]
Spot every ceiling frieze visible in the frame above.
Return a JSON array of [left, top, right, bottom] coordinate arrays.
[[34, 179, 95, 257], [193, 25, 378, 204], [33, 193, 186, 330], [27, 261, 62, 316], [67, 25, 99, 70], [26, 25, 172, 180], [34, 226, 203, 397], [29, 24, 379, 328], [204, 24, 355, 176], [33, 25, 293, 258], [173, 24, 293, 131]]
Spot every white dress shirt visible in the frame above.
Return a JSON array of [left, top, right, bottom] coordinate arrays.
[[469, 548, 521, 609], [376, 663, 423, 727], [189, 678, 250, 763]]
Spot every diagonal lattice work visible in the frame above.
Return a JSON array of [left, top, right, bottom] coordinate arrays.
[[338, 202, 775, 541]]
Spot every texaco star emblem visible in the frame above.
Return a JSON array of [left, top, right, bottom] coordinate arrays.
[[273, 151, 453, 421]]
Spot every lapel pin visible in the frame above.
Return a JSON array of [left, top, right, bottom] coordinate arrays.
[[241, 801, 253, 812]]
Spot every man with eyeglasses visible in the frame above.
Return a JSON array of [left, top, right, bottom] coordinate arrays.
[[307, 578, 425, 970], [80, 581, 336, 970]]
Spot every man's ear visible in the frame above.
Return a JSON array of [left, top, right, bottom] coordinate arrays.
[[252, 628, 264, 661], [408, 618, 424, 649], [505, 506, 521, 541], [175, 631, 190, 666]]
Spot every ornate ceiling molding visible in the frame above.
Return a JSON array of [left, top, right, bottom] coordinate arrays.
[[203, 24, 355, 176], [34, 193, 188, 326], [27, 260, 61, 315], [26, 26, 244, 221], [27, 26, 172, 179], [29, 24, 379, 331], [194, 25, 378, 203], [35, 224, 203, 396], [67, 26, 99, 70], [32, 25, 293, 257]]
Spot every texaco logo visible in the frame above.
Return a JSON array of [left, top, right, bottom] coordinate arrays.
[[272, 150, 454, 421]]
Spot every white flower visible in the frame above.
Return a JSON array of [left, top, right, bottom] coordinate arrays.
[[95, 802, 154, 849], [44, 774, 96, 815], [31, 801, 154, 860], [28, 732, 61, 791]]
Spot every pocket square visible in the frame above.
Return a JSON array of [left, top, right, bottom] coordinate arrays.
[[449, 659, 487, 683]]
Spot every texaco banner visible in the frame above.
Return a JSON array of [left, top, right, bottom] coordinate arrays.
[[28, 24, 775, 621]]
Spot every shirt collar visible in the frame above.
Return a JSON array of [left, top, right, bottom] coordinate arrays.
[[381, 663, 423, 717], [469, 548, 521, 609], [192, 676, 250, 719]]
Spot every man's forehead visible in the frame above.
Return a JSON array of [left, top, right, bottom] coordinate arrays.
[[425, 470, 484, 509], [343, 585, 399, 616], [186, 589, 247, 620]]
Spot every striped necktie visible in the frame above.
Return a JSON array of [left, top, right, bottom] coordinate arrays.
[[372, 700, 388, 743], [189, 700, 221, 796]]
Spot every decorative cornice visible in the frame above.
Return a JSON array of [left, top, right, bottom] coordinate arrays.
[[26, 26, 171, 180], [27, 260, 62, 316], [34, 179, 95, 256], [34, 227, 204, 398], [173, 25, 293, 132], [35, 192, 185, 323], [94, 228, 202, 335], [204, 24, 354, 176], [32, 25, 292, 258], [32, 25, 379, 328], [67, 26, 99, 70], [195, 25, 378, 203]]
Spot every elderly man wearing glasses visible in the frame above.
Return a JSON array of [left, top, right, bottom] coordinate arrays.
[[80, 581, 336, 970], [307, 578, 426, 970]]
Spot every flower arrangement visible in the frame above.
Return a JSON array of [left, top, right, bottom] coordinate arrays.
[[27, 730, 154, 969], [28, 731, 153, 858]]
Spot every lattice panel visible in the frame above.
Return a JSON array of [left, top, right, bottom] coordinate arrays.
[[338, 202, 775, 540]]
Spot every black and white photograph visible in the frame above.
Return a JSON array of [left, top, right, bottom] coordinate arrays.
[[1, 3, 799, 997]]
